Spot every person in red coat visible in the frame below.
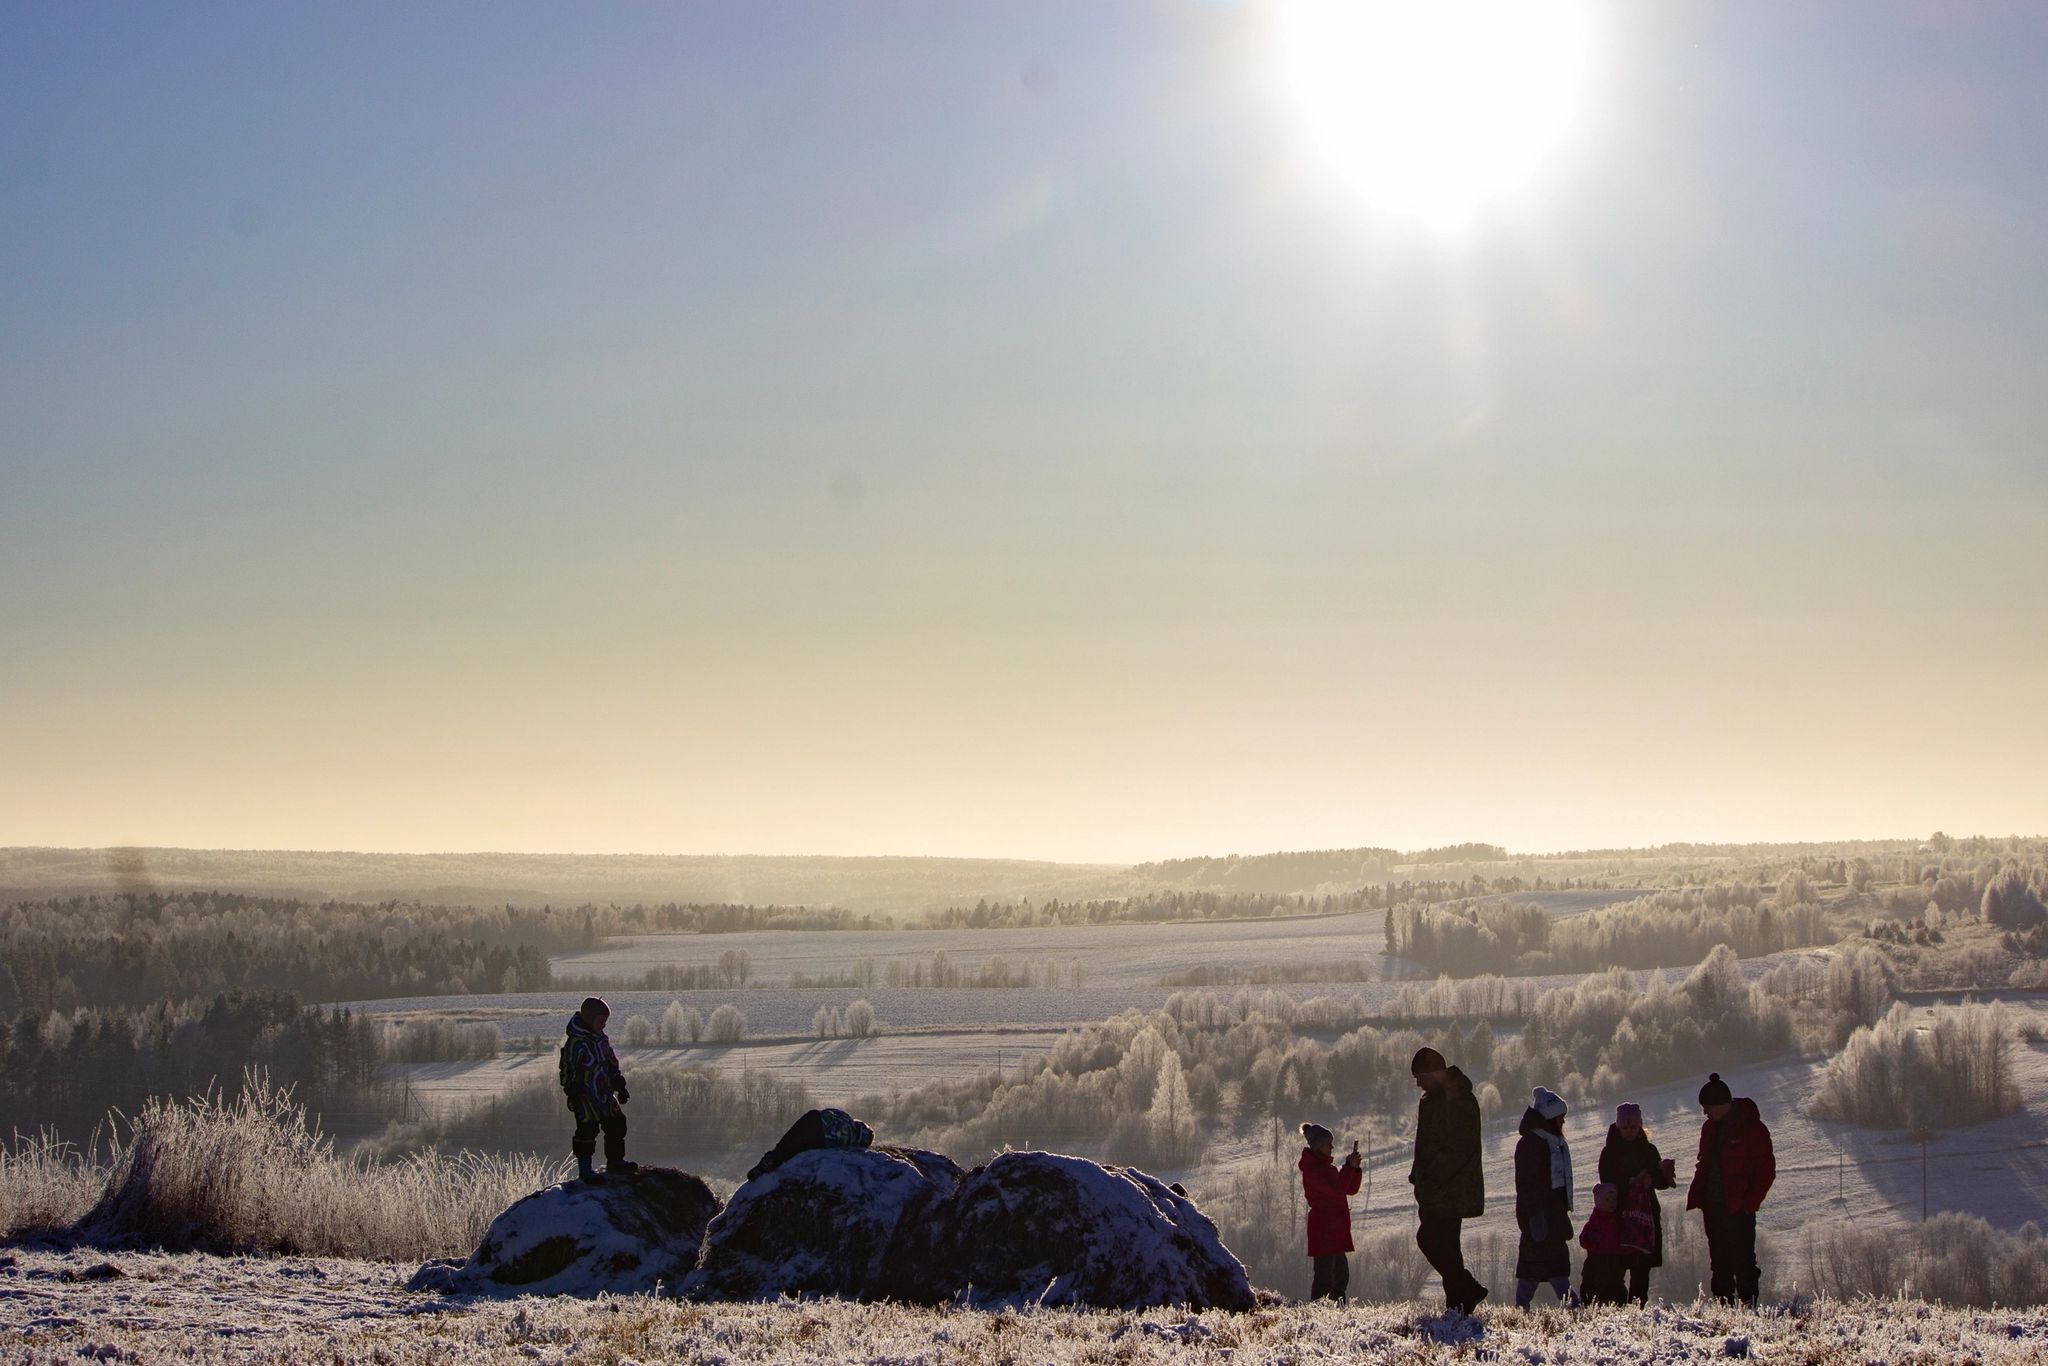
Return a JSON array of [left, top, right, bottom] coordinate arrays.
[[1683, 1073, 1775, 1306], [1298, 1122, 1363, 1301]]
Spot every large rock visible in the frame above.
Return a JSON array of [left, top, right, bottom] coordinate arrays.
[[939, 1151, 1255, 1311], [683, 1146, 962, 1303], [407, 1167, 721, 1297]]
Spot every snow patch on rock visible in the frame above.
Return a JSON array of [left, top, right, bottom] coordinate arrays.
[[942, 1151, 1255, 1311], [683, 1146, 963, 1303], [408, 1167, 720, 1297]]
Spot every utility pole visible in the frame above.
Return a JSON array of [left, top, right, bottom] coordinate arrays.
[[1908, 1127, 1933, 1222]]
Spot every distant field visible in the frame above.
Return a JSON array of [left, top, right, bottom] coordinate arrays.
[[547, 889, 1648, 989], [388, 1029, 1074, 1114], [552, 907, 1392, 988]]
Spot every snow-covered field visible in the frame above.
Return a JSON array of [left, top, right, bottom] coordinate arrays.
[[390, 1029, 1076, 1110], [2, 1246, 2045, 1365]]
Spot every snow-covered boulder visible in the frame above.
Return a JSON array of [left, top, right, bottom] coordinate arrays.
[[683, 1146, 962, 1303], [407, 1167, 721, 1297], [938, 1152, 1254, 1311]]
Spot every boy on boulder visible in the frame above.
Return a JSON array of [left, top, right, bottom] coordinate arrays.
[[561, 996, 635, 1184], [1297, 1122, 1362, 1301]]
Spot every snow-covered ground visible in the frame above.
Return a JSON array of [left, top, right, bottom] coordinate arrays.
[[2, 1246, 2045, 1365]]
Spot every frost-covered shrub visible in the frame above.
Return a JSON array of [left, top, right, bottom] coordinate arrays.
[[659, 1000, 700, 1045], [845, 999, 878, 1038], [0, 1131, 103, 1237], [1808, 1002, 2017, 1129], [705, 1003, 746, 1044]]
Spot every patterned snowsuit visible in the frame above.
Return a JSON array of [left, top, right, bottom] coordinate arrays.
[[561, 1015, 629, 1167]]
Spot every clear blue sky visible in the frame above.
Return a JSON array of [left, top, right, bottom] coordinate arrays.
[[3, 1, 2044, 860]]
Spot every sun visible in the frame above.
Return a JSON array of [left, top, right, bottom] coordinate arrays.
[[1265, 0, 1603, 235]]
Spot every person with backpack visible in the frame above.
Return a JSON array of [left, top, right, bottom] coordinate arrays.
[[1297, 1122, 1363, 1302], [1685, 1073, 1774, 1307], [1597, 1101, 1676, 1306], [560, 996, 634, 1184]]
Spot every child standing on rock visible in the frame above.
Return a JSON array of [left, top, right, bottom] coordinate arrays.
[[1298, 1122, 1363, 1302], [560, 996, 636, 1184]]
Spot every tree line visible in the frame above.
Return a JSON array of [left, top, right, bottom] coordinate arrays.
[[1385, 887, 1832, 977]]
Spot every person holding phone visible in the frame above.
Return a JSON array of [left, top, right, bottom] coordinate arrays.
[[1298, 1122, 1363, 1301]]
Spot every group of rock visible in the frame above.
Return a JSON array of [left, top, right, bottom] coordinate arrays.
[[407, 1131, 1254, 1311]]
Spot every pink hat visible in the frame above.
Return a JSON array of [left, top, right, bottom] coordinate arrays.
[[1615, 1102, 1642, 1127]]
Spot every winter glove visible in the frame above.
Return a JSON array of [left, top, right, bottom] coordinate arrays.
[[616, 1085, 630, 1104]]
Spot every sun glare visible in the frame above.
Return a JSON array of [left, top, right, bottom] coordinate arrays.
[[1266, 0, 1602, 234]]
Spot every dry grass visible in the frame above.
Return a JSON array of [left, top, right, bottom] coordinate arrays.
[[3, 1077, 564, 1260], [0, 1130, 105, 1237]]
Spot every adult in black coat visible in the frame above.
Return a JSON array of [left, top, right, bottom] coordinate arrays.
[[1408, 1048, 1488, 1315], [1513, 1088, 1575, 1308], [1597, 1102, 1678, 1306]]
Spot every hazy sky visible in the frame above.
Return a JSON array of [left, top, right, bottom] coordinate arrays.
[[3, 1, 2045, 863]]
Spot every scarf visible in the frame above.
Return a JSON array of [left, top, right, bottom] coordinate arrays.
[[1539, 1129, 1573, 1210]]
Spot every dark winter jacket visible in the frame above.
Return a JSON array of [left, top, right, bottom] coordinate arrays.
[[1685, 1097, 1775, 1215], [1597, 1125, 1673, 1265], [1409, 1065, 1484, 1218], [1513, 1108, 1574, 1244], [1298, 1148, 1363, 1256], [1513, 1108, 1575, 1281], [560, 1015, 626, 1120]]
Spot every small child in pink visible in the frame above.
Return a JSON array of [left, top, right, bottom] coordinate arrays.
[[1577, 1183, 1628, 1306]]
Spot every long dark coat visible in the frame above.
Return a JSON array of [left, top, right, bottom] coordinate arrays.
[[1513, 1108, 1573, 1281]]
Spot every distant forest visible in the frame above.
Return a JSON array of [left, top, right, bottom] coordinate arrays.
[[0, 893, 893, 1016]]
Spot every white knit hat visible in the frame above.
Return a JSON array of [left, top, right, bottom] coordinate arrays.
[[1532, 1087, 1568, 1120]]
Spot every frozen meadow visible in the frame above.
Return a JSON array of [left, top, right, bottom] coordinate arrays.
[[3, 1246, 2047, 1366]]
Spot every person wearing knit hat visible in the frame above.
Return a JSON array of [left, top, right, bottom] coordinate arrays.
[[1598, 1101, 1677, 1306], [1513, 1087, 1576, 1308], [1685, 1073, 1775, 1307], [1297, 1122, 1361, 1301], [1408, 1049, 1488, 1315]]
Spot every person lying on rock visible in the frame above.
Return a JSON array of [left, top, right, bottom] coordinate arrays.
[[746, 1107, 874, 1182], [560, 996, 635, 1184]]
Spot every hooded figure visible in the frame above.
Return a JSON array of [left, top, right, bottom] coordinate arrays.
[[1685, 1074, 1775, 1306], [1513, 1087, 1574, 1307]]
